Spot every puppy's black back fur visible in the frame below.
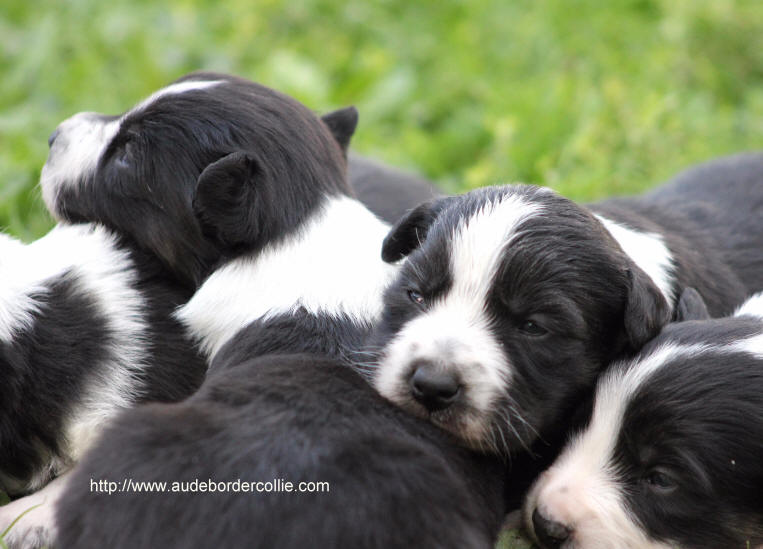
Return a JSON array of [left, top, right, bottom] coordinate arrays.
[[57, 354, 506, 549], [593, 152, 763, 316]]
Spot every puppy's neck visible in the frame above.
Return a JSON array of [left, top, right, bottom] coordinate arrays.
[[176, 196, 397, 360]]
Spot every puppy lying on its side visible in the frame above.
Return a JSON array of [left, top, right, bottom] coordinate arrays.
[[0, 224, 205, 498], [524, 288, 763, 549], [4, 73, 506, 548]]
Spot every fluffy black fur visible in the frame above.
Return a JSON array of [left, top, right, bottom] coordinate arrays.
[[42, 73, 506, 548], [44, 73, 353, 289], [349, 153, 443, 223], [43, 72, 438, 288], [371, 153, 763, 480], [618, 326, 763, 548], [57, 354, 506, 549], [527, 289, 763, 549], [0, 228, 205, 497]]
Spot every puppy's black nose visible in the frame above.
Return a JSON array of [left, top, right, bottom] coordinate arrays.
[[48, 128, 60, 148], [409, 363, 460, 411], [532, 508, 571, 549]]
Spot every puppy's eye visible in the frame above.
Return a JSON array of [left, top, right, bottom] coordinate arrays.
[[407, 290, 425, 306], [644, 470, 676, 491], [518, 319, 548, 336]]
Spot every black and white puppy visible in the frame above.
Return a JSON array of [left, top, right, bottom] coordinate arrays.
[[0, 72, 362, 546], [7, 72, 506, 548], [524, 289, 763, 549], [40, 73, 440, 289], [0, 223, 205, 498], [57, 353, 506, 549], [40, 73, 362, 290], [371, 152, 763, 460]]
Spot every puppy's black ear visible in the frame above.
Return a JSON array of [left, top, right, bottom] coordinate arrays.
[[623, 265, 672, 350], [674, 287, 711, 322], [322, 107, 358, 155], [381, 198, 450, 263], [193, 152, 261, 249]]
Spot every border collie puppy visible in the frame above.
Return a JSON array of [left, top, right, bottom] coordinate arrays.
[[40, 72, 440, 289], [40, 73, 362, 290], [370, 152, 763, 461], [56, 353, 506, 549], [0, 71, 362, 547], [0, 222, 205, 498], [524, 288, 763, 549], [4, 73, 505, 548]]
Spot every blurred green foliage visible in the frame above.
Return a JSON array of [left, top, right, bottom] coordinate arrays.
[[1, 0, 762, 241]]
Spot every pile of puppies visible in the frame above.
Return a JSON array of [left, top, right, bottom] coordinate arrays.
[[0, 72, 760, 549]]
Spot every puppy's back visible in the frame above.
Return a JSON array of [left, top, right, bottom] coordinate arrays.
[[56, 354, 506, 549]]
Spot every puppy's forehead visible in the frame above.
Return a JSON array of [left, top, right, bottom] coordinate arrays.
[[603, 320, 763, 426], [422, 185, 585, 293], [432, 185, 555, 247], [445, 190, 543, 293]]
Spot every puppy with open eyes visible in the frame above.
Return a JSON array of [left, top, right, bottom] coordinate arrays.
[[523, 288, 763, 549], [2, 73, 506, 549], [369, 152, 763, 502]]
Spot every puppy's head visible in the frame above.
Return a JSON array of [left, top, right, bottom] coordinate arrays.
[[371, 185, 670, 454], [524, 291, 763, 549], [41, 72, 358, 287]]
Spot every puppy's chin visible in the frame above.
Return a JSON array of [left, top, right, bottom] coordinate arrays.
[[382, 388, 493, 450]]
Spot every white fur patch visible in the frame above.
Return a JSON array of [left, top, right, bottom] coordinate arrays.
[[130, 79, 223, 114], [40, 113, 121, 216], [40, 79, 223, 218], [525, 343, 706, 549], [375, 195, 542, 445], [0, 233, 39, 341], [0, 473, 67, 548], [176, 196, 397, 360], [374, 300, 510, 445], [595, 215, 676, 307], [734, 292, 763, 319], [731, 333, 763, 359], [0, 224, 148, 486]]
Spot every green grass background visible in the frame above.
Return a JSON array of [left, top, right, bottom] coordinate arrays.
[[0, 0, 761, 547], [2, 0, 762, 241]]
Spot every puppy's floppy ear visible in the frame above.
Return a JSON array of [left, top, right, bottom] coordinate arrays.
[[321, 106, 358, 155], [674, 287, 711, 322], [381, 198, 450, 263], [623, 265, 672, 350], [193, 151, 261, 249]]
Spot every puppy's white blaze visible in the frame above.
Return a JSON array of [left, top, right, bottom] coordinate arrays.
[[0, 224, 148, 465], [130, 79, 224, 115], [40, 113, 121, 215], [377, 195, 540, 441], [734, 291, 763, 319], [595, 215, 676, 307], [176, 196, 397, 360], [526, 344, 706, 549], [449, 195, 542, 306]]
